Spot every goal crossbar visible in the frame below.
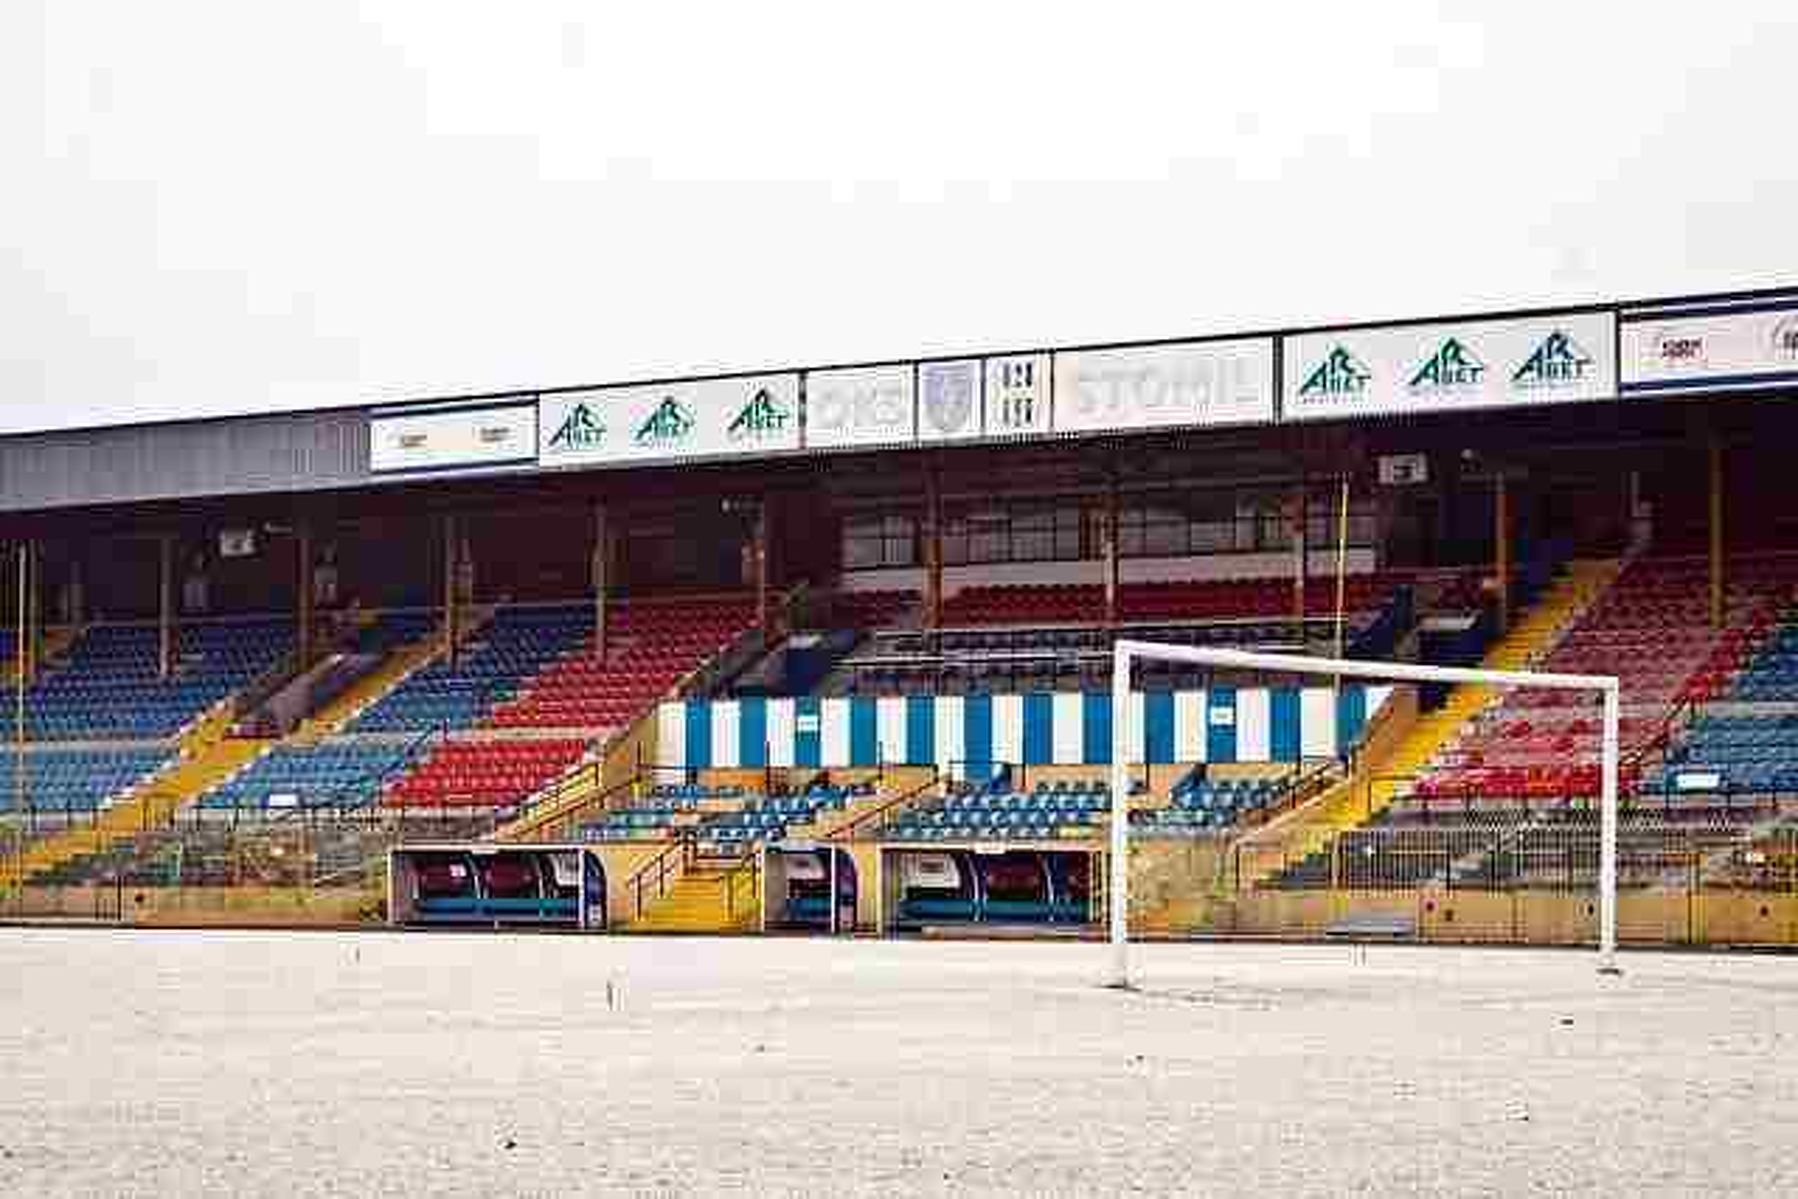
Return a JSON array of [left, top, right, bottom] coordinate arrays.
[[1108, 640, 1622, 987]]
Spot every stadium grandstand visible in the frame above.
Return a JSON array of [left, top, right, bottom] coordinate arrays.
[[3, 284, 1798, 947]]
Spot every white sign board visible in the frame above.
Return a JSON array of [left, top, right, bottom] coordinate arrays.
[[218, 528, 258, 558], [538, 373, 801, 467], [979, 353, 1054, 439], [1620, 303, 1798, 395], [370, 402, 539, 474], [804, 365, 915, 449], [1281, 312, 1616, 422], [901, 852, 962, 889], [914, 360, 982, 442], [1053, 339, 1275, 434], [1378, 452, 1430, 486]]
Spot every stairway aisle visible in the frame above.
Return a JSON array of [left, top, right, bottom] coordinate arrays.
[[1236, 560, 1620, 889]]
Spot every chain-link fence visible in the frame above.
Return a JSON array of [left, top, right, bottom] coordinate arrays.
[[1208, 820, 1798, 946]]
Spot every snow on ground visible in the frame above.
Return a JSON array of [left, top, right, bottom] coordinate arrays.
[[1, 930, 1795, 1196]]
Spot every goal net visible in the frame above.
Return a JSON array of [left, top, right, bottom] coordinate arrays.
[[1106, 640, 1622, 988]]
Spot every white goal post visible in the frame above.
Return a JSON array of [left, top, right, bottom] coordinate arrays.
[[1108, 641, 1623, 987]]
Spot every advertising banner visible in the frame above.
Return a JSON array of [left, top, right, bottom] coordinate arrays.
[[804, 364, 915, 449], [914, 359, 983, 442], [370, 401, 539, 474], [1052, 338, 1275, 434], [1620, 301, 1798, 395], [538, 373, 801, 467], [979, 353, 1053, 439], [1281, 311, 1616, 421]]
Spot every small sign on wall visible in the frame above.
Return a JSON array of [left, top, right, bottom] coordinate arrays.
[[218, 528, 258, 558], [1378, 453, 1429, 486]]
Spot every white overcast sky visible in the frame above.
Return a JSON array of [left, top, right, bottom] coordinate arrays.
[[5, 2, 1797, 434]]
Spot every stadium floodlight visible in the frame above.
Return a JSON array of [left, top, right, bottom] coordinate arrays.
[[1107, 640, 1623, 989]]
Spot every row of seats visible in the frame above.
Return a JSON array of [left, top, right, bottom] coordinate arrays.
[[349, 607, 592, 733], [489, 598, 755, 730], [0, 747, 171, 812], [1417, 556, 1798, 802], [580, 782, 750, 841], [25, 619, 293, 740], [939, 574, 1405, 627], [385, 738, 589, 810], [1650, 708, 1798, 794], [834, 575, 1403, 697], [201, 741, 422, 812], [886, 778, 1126, 840], [346, 609, 438, 656], [700, 781, 877, 845], [1728, 623, 1798, 703], [1134, 773, 1294, 834], [875, 620, 1313, 658], [358, 598, 758, 809]]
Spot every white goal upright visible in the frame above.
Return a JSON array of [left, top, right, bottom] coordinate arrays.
[[1107, 640, 1623, 988]]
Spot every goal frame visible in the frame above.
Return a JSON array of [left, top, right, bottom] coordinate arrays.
[[1107, 640, 1622, 987]]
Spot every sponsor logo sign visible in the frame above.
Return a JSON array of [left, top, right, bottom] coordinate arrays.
[[1282, 312, 1615, 420], [980, 353, 1052, 439], [370, 401, 539, 474], [804, 365, 914, 449], [1512, 329, 1596, 389], [538, 373, 801, 466], [1620, 302, 1798, 394], [1052, 338, 1275, 434], [1409, 338, 1484, 392], [725, 386, 794, 445], [916, 360, 981, 442], [1298, 346, 1372, 399], [635, 397, 697, 448], [546, 401, 606, 453]]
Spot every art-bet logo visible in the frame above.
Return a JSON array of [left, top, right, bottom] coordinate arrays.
[[635, 396, 696, 447], [548, 402, 606, 451], [1771, 314, 1798, 362], [1513, 329, 1594, 389], [1408, 337, 1485, 392], [1297, 346, 1371, 398], [726, 387, 791, 442]]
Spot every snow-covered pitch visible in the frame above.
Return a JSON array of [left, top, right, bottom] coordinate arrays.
[[2, 930, 1795, 1196]]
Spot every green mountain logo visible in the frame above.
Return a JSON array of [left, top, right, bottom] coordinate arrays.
[[1513, 330, 1594, 389], [547, 402, 606, 451], [1409, 338, 1485, 391], [635, 396, 696, 446], [726, 387, 791, 442], [1297, 346, 1372, 398]]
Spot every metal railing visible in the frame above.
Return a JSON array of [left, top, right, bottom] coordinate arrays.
[[828, 769, 943, 841], [1238, 815, 1798, 893], [721, 851, 761, 924], [629, 832, 697, 919]]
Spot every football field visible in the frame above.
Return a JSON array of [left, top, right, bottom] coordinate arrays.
[[2, 929, 1794, 1196]]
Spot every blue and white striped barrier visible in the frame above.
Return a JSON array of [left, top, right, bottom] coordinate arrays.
[[657, 686, 1391, 771]]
